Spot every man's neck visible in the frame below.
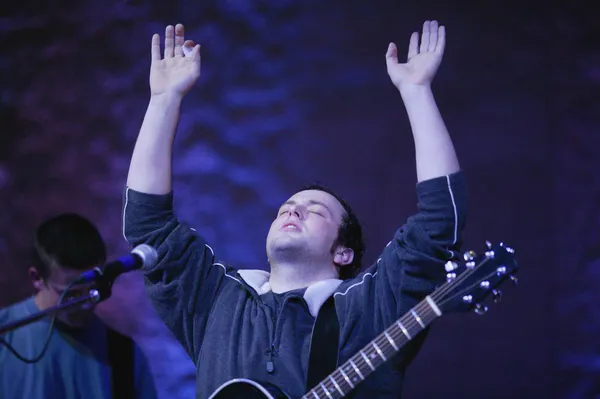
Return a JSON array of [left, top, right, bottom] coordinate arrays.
[[33, 292, 51, 311], [268, 261, 338, 293]]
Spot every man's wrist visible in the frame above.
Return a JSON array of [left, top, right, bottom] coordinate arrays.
[[149, 92, 184, 107], [398, 84, 433, 101]]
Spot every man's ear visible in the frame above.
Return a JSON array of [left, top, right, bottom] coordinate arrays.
[[333, 246, 354, 266], [28, 267, 44, 291]]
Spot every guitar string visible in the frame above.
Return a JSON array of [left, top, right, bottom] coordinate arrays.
[[309, 256, 502, 398], [343, 263, 496, 381], [342, 267, 499, 384], [319, 305, 437, 397], [307, 295, 460, 398], [308, 262, 488, 399], [305, 305, 438, 399], [309, 252, 511, 399]]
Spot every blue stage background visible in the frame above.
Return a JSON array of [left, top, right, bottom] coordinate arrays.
[[1, 1, 597, 398]]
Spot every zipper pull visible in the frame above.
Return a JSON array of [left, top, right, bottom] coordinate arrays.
[[266, 360, 274, 373], [265, 345, 276, 373]]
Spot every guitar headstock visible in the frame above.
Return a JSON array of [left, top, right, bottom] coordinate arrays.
[[436, 241, 518, 315]]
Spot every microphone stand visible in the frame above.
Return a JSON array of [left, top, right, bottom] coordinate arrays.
[[0, 277, 112, 336]]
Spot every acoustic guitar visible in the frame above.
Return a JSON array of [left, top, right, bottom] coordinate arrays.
[[209, 241, 519, 399]]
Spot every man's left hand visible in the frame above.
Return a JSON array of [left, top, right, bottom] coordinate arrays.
[[386, 20, 445, 92]]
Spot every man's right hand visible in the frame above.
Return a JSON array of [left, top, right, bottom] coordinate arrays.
[[150, 24, 201, 98], [126, 24, 200, 194]]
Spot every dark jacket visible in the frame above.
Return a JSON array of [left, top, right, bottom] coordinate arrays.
[[122, 172, 467, 399]]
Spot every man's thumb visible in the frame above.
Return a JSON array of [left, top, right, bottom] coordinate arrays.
[[386, 43, 398, 62]]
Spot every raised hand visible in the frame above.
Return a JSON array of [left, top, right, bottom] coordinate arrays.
[[386, 20, 445, 91], [150, 24, 201, 97]]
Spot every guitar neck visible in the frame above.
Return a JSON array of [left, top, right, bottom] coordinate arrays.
[[302, 295, 442, 399]]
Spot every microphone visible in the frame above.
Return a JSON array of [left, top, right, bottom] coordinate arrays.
[[76, 244, 158, 284]]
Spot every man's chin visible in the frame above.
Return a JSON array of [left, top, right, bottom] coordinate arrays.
[[269, 241, 304, 255], [270, 233, 304, 246]]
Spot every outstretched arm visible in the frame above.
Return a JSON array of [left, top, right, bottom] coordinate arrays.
[[336, 22, 467, 360], [377, 20, 465, 313], [127, 24, 201, 194], [123, 25, 231, 364], [386, 20, 459, 182]]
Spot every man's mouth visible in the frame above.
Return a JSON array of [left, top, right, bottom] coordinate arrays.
[[281, 223, 300, 231]]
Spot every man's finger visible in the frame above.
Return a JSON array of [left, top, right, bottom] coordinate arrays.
[[419, 20, 430, 53], [164, 25, 175, 59], [386, 42, 398, 66], [151, 34, 161, 62], [182, 40, 195, 57], [435, 26, 446, 55], [192, 44, 201, 65], [429, 20, 438, 52], [175, 24, 184, 57], [407, 32, 419, 60]]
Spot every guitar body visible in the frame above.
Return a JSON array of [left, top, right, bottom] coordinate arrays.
[[208, 378, 291, 399]]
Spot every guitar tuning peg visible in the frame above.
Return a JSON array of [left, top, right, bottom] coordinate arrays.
[[463, 250, 476, 261], [474, 304, 488, 316], [446, 272, 457, 283], [492, 289, 502, 303], [444, 260, 458, 272], [499, 242, 515, 253], [485, 241, 492, 249], [509, 275, 518, 285]]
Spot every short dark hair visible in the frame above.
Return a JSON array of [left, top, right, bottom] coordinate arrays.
[[32, 213, 106, 279], [300, 184, 365, 279]]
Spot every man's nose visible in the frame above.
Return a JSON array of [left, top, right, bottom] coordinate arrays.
[[288, 205, 303, 219]]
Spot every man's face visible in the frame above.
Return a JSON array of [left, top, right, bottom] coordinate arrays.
[[266, 189, 346, 265], [33, 266, 98, 328]]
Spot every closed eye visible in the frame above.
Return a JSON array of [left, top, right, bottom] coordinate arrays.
[[308, 208, 325, 217]]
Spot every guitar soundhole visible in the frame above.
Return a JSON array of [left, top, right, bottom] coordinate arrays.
[[217, 384, 271, 399], [213, 380, 288, 399]]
